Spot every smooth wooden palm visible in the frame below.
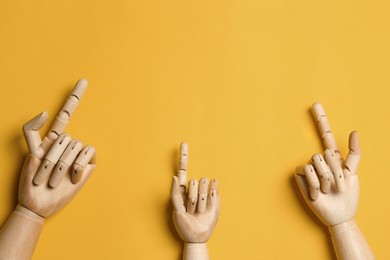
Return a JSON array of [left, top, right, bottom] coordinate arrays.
[[19, 154, 95, 217], [170, 142, 220, 243], [296, 173, 359, 226], [171, 176, 220, 242]]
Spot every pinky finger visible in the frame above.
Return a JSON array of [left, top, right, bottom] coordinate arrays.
[[304, 164, 320, 201], [197, 177, 208, 213], [208, 179, 219, 208], [71, 145, 96, 184]]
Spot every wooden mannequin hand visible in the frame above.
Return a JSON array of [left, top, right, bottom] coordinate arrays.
[[19, 79, 96, 218], [295, 141, 359, 226], [295, 103, 360, 226], [295, 103, 374, 260], [0, 79, 96, 260], [19, 143, 95, 218], [170, 143, 220, 243], [171, 177, 220, 243]]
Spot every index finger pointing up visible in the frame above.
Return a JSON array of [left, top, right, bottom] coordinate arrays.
[[177, 142, 188, 186], [312, 103, 339, 153], [46, 79, 87, 142]]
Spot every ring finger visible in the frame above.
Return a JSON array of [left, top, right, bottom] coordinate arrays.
[[49, 139, 83, 188]]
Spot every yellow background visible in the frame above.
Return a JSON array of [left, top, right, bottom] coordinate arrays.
[[0, 0, 389, 259]]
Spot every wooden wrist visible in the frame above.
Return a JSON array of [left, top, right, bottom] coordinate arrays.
[[15, 204, 46, 224], [185, 242, 208, 249], [184, 242, 209, 260], [0, 204, 45, 259], [329, 219, 357, 235], [328, 219, 374, 259]]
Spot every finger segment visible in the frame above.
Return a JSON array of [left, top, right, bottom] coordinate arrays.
[[23, 111, 48, 158], [33, 160, 55, 185], [344, 131, 360, 177], [311, 153, 331, 193], [45, 134, 72, 164], [49, 161, 69, 188], [323, 133, 339, 156], [208, 179, 219, 207], [304, 164, 320, 200], [178, 142, 188, 186], [187, 179, 198, 214], [49, 140, 83, 188], [325, 149, 346, 192], [33, 134, 71, 185], [197, 177, 208, 213], [312, 103, 339, 153], [71, 145, 96, 184], [71, 165, 83, 184]]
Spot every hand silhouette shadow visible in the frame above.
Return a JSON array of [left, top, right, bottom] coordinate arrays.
[[289, 174, 337, 260], [7, 133, 26, 209], [164, 147, 183, 260]]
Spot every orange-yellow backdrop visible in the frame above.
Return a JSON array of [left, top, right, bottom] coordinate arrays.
[[0, 0, 389, 259]]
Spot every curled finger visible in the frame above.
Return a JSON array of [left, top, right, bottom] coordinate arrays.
[[197, 177, 208, 213], [71, 145, 96, 184], [312, 153, 331, 193], [33, 133, 71, 185], [304, 164, 320, 200], [208, 179, 219, 208], [325, 149, 346, 192], [49, 140, 83, 188], [187, 179, 198, 214], [23, 111, 48, 159]]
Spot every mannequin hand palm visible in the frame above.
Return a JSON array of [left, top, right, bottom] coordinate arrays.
[[170, 143, 220, 243], [295, 103, 360, 227], [296, 171, 359, 226], [19, 79, 96, 218]]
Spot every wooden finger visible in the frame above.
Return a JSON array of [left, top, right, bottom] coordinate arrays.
[[33, 133, 71, 185], [325, 149, 346, 192], [312, 103, 340, 154], [344, 131, 360, 177], [71, 145, 96, 184], [177, 142, 188, 186], [49, 140, 83, 188], [304, 164, 320, 200], [187, 179, 198, 214], [22, 111, 48, 159], [208, 179, 219, 207], [45, 79, 87, 143], [197, 177, 208, 213], [312, 153, 331, 193]]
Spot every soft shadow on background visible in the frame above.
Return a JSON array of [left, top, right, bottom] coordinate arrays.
[[289, 175, 337, 260], [288, 106, 338, 259], [7, 134, 26, 209], [165, 147, 183, 260]]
